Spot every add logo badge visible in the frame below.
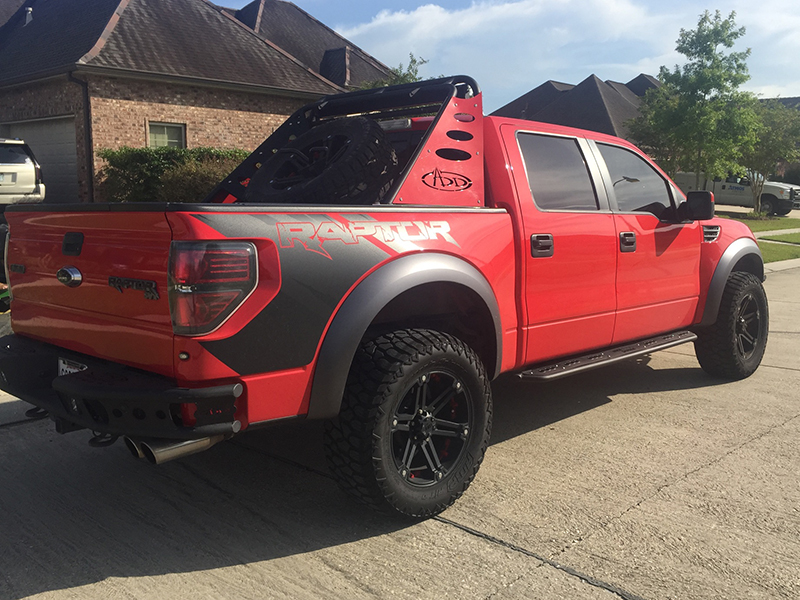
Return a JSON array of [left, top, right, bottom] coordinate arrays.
[[422, 168, 472, 192]]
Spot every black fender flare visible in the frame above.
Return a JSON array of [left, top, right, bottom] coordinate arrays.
[[700, 238, 764, 327], [306, 253, 503, 419]]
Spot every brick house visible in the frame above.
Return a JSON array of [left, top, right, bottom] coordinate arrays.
[[0, 0, 390, 203]]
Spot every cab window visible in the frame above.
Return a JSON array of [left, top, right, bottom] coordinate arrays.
[[517, 133, 599, 211], [597, 143, 672, 218]]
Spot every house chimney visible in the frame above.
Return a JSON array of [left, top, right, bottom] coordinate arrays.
[[25, 7, 33, 26]]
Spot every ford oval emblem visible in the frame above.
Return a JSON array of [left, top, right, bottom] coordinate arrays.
[[56, 266, 83, 288]]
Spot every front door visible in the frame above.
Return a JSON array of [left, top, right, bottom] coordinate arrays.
[[590, 141, 701, 344]]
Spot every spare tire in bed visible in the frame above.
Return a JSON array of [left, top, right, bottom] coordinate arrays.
[[245, 116, 397, 205]]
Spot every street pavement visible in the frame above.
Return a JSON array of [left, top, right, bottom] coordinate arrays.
[[0, 267, 798, 600]]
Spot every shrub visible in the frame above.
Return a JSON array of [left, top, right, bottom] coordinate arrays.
[[158, 157, 244, 203], [97, 147, 249, 202]]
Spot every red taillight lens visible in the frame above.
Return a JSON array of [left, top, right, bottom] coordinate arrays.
[[169, 241, 257, 335]]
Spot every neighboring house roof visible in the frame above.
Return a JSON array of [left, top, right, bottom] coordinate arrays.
[[0, 0, 25, 27], [769, 97, 800, 110], [231, 0, 390, 88], [491, 80, 574, 121], [0, 0, 340, 96], [492, 73, 660, 139]]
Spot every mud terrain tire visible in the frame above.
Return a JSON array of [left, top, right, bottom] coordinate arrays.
[[324, 329, 492, 518], [694, 272, 768, 379]]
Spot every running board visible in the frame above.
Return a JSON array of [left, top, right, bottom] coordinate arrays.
[[518, 330, 697, 381]]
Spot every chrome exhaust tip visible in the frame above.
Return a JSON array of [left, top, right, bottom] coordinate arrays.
[[139, 435, 226, 465], [123, 436, 145, 459]]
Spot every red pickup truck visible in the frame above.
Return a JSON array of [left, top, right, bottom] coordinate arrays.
[[0, 77, 767, 518]]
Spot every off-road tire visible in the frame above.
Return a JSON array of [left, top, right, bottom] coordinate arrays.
[[324, 329, 492, 518], [694, 272, 768, 379], [245, 116, 396, 205]]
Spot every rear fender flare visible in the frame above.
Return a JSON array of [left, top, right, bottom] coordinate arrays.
[[306, 253, 502, 419], [700, 238, 764, 327]]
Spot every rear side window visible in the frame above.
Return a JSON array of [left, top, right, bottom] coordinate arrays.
[[597, 143, 672, 218], [0, 145, 33, 165], [517, 133, 599, 211]]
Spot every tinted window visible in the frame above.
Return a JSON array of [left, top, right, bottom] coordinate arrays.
[[597, 143, 672, 218], [0, 145, 32, 165], [518, 133, 599, 211]]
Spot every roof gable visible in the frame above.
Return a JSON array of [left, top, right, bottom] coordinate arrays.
[[0, 0, 340, 96], [0, 0, 123, 84], [491, 80, 573, 119], [494, 73, 659, 139], [235, 0, 389, 88]]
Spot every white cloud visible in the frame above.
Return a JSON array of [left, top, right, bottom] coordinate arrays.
[[338, 0, 800, 110]]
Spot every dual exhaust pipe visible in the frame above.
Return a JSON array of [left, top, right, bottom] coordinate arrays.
[[124, 435, 225, 465]]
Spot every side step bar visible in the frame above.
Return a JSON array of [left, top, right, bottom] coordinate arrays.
[[519, 330, 697, 381]]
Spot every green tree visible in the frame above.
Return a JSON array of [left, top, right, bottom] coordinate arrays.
[[361, 53, 428, 89], [628, 11, 756, 184], [740, 100, 800, 212]]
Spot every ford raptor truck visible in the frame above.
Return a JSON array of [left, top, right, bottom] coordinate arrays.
[[0, 77, 768, 518]]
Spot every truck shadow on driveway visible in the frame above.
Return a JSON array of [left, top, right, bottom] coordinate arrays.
[[0, 357, 718, 599], [490, 357, 715, 445]]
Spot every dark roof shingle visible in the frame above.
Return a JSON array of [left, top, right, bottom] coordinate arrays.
[[0, 0, 26, 27], [0, 0, 340, 96], [0, 0, 122, 83], [235, 0, 389, 88], [492, 73, 660, 139]]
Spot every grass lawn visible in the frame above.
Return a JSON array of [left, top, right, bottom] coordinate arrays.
[[761, 233, 800, 244], [715, 211, 800, 232], [758, 240, 800, 263]]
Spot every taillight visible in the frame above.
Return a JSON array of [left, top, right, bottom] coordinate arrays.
[[168, 241, 257, 335]]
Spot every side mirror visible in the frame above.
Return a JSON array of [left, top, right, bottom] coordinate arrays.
[[678, 190, 715, 221]]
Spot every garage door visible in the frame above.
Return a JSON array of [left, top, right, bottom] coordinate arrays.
[[5, 116, 78, 204]]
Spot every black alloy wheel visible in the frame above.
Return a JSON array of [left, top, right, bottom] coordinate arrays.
[[390, 370, 472, 486]]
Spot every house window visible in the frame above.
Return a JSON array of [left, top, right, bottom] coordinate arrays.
[[149, 122, 185, 148]]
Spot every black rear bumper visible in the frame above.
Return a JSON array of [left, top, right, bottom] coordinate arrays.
[[0, 334, 242, 439]]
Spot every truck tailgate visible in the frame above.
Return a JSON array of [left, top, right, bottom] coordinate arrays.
[[5, 209, 175, 377]]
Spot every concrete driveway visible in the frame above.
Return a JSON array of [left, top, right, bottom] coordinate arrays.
[[1, 266, 798, 600]]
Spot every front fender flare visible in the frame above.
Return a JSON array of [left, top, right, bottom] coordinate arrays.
[[700, 238, 764, 327], [306, 253, 502, 419]]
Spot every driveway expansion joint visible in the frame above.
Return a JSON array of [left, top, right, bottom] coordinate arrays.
[[552, 411, 800, 560], [0, 416, 47, 431], [435, 516, 647, 600]]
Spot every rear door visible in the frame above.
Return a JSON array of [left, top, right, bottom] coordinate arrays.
[[590, 141, 701, 344], [5, 208, 175, 377], [502, 125, 617, 364]]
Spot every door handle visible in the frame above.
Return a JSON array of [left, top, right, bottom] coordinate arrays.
[[531, 234, 554, 257], [619, 231, 636, 253]]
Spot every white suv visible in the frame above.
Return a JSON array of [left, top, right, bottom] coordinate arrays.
[[0, 139, 46, 209]]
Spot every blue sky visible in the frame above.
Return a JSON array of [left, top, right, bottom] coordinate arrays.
[[224, 1, 800, 112]]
